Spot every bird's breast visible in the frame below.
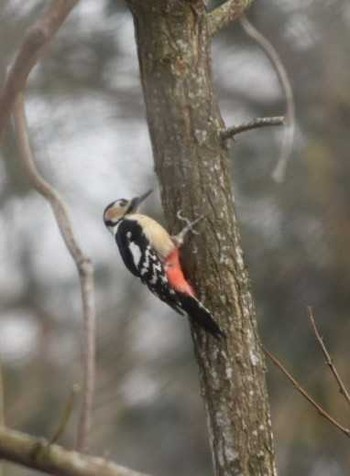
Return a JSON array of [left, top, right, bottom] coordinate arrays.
[[127, 214, 175, 259]]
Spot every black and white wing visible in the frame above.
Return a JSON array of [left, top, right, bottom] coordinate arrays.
[[114, 219, 184, 314], [114, 219, 146, 277]]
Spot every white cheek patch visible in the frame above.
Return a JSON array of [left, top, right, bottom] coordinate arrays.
[[129, 242, 142, 267]]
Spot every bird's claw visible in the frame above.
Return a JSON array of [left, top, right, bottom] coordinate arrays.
[[172, 210, 205, 246]]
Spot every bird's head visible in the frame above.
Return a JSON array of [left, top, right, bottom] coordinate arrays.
[[103, 189, 153, 229]]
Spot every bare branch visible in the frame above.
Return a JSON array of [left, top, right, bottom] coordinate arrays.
[[13, 94, 96, 452], [240, 15, 295, 182], [0, 427, 151, 476], [221, 116, 285, 141], [263, 346, 350, 439], [0, 0, 79, 138], [208, 0, 254, 37], [307, 307, 350, 407]]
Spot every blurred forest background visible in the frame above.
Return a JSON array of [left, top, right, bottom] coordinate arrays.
[[0, 0, 349, 475]]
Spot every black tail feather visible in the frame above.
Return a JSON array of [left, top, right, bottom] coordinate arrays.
[[178, 293, 225, 340]]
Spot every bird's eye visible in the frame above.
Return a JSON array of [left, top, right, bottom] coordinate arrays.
[[117, 199, 127, 207]]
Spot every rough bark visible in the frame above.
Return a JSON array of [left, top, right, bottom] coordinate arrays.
[[125, 1, 277, 475]]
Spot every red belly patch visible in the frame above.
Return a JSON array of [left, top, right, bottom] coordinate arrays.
[[164, 249, 195, 297]]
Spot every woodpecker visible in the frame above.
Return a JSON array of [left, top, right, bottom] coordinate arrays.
[[103, 190, 224, 339]]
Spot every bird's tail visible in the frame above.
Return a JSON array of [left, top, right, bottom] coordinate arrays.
[[178, 293, 225, 340]]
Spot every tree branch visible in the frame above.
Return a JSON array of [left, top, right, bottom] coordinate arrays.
[[2, 0, 95, 453], [13, 94, 96, 452], [221, 116, 285, 141], [240, 15, 295, 182], [0, 0, 79, 138], [263, 346, 350, 439], [307, 307, 350, 407], [208, 0, 254, 37], [0, 428, 151, 476]]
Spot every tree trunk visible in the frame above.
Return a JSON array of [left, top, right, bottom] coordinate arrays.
[[125, 1, 277, 475]]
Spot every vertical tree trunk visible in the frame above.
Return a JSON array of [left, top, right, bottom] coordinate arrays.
[[125, 1, 277, 475]]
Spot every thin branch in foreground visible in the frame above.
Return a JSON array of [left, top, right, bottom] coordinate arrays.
[[307, 307, 350, 407], [221, 116, 285, 142], [263, 346, 350, 439], [0, 428, 151, 476], [240, 15, 295, 182], [13, 94, 96, 453], [208, 0, 254, 37], [0, 0, 79, 138]]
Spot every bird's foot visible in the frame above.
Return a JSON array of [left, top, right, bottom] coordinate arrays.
[[172, 210, 204, 247]]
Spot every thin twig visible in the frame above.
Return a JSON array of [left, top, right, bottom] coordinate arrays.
[[49, 385, 80, 445], [13, 94, 96, 453], [208, 0, 254, 37], [221, 116, 285, 141], [0, 0, 79, 138], [263, 346, 350, 439], [307, 307, 350, 407], [240, 15, 295, 182], [0, 427, 151, 476]]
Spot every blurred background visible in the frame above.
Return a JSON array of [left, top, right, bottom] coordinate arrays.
[[0, 0, 349, 475]]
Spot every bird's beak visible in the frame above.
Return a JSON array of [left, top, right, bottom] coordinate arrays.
[[129, 189, 153, 212]]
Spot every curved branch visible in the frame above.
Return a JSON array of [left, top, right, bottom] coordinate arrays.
[[1, 0, 95, 453], [208, 0, 254, 37], [240, 15, 295, 182], [13, 95, 96, 452], [0, 0, 79, 138], [0, 428, 150, 476]]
